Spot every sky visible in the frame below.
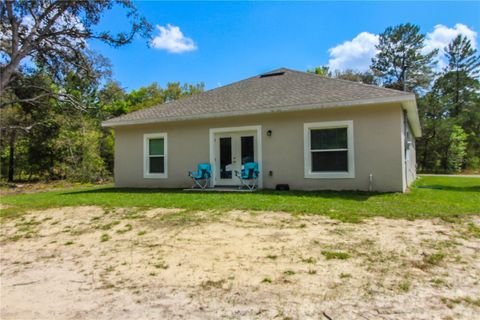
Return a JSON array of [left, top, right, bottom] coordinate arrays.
[[88, 1, 480, 92]]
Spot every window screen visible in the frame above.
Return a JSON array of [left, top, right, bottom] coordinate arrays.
[[148, 138, 165, 174], [310, 128, 348, 172]]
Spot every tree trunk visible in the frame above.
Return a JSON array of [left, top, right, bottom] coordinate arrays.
[[8, 129, 16, 182], [421, 139, 429, 171], [0, 66, 14, 94]]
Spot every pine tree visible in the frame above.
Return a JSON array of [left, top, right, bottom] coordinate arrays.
[[435, 35, 480, 117], [435, 35, 480, 169], [371, 23, 437, 92]]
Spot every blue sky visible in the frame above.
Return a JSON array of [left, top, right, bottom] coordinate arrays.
[[89, 1, 480, 91]]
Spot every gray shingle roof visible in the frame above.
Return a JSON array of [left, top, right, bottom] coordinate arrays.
[[102, 68, 415, 127]]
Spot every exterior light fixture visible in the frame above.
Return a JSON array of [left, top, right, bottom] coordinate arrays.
[[267, 130, 272, 137]]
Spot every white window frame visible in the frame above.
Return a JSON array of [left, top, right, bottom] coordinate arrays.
[[144, 133, 168, 179], [304, 120, 355, 179]]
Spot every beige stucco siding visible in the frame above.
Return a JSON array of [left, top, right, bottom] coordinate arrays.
[[113, 103, 406, 192]]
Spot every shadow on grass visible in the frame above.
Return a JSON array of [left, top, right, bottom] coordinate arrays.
[[417, 184, 480, 192], [61, 187, 388, 202]]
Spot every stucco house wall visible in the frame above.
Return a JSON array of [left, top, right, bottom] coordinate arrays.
[[113, 103, 406, 192]]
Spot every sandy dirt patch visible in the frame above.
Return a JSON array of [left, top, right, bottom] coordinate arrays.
[[1, 206, 479, 319]]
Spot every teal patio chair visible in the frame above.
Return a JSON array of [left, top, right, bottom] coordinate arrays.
[[235, 162, 259, 190], [188, 163, 212, 189]]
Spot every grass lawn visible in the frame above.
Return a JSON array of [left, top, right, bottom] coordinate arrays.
[[1, 176, 479, 222], [1, 176, 479, 318]]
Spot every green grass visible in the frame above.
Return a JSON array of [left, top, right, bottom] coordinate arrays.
[[1, 176, 479, 222], [425, 252, 446, 265], [283, 270, 296, 276], [261, 277, 272, 284], [398, 279, 412, 292], [321, 250, 350, 260], [466, 222, 480, 238]]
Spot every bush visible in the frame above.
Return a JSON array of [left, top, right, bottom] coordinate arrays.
[[54, 117, 108, 183], [446, 125, 467, 173]]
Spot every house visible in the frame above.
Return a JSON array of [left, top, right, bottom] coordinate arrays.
[[102, 68, 420, 192]]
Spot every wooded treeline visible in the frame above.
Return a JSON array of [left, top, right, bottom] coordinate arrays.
[[0, 1, 204, 182], [310, 24, 480, 173], [1, 1, 479, 183], [1, 74, 204, 182]]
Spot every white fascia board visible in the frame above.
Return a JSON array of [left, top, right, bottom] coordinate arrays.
[[401, 98, 422, 138]]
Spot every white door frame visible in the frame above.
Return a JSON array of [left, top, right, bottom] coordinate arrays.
[[209, 125, 263, 188]]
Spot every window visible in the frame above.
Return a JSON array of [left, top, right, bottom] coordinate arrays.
[[304, 121, 354, 178], [241, 136, 254, 164], [144, 133, 167, 178]]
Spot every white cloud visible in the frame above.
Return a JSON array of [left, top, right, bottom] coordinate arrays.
[[326, 24, 478, 73], [424, 23, 477, 52], [327, 32, 379, 71], [423, 24, 477, 69], [151, 24, 197, 53]]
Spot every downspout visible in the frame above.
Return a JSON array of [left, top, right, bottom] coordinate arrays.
[[403, 110, 409, 187]]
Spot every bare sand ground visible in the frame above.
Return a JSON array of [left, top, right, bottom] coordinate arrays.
[[1, 206, 479, 320]]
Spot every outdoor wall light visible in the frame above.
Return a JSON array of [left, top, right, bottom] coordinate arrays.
[[267, 130, 272, 137]]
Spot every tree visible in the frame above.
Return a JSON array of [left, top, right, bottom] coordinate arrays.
[[307, 65, 377, 85], [162, 82, 205, 102], [416, 92, 468, 173], [434, 35, 480, 117], [53, 114, 107, 182], [0, 71, 58, 181], [0, 0, 151, 95], [371, 23, 437, 92], [445, 125, 467, 173], [332, 69, 377, 85], [97, 81, 131, 117], [127, 83, 164, 111], [307, 66, 330, 76], [433, 35, 480, 170], [416, 35, 480, 172]]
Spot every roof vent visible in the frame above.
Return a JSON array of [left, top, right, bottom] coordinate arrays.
[[259, 71, 285, 78]]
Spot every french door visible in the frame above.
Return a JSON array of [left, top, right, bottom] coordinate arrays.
[[214, 131, 257, 186]]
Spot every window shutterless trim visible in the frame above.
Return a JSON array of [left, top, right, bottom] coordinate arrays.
[[143, 133, 168, 179], [304, 121, 355, 179]]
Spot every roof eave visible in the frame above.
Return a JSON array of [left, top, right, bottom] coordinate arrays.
[[102, 94, 417, 129], [401, 99, 422, 138]]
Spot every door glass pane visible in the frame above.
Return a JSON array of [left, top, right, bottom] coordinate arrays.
[[150, 157, 164, 173], [311, 151, 348, 172], [149, 138, 164, 155], [311, 128, 347, 150], [219, 137, 232, 179], [241, 136, 254, 164]]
